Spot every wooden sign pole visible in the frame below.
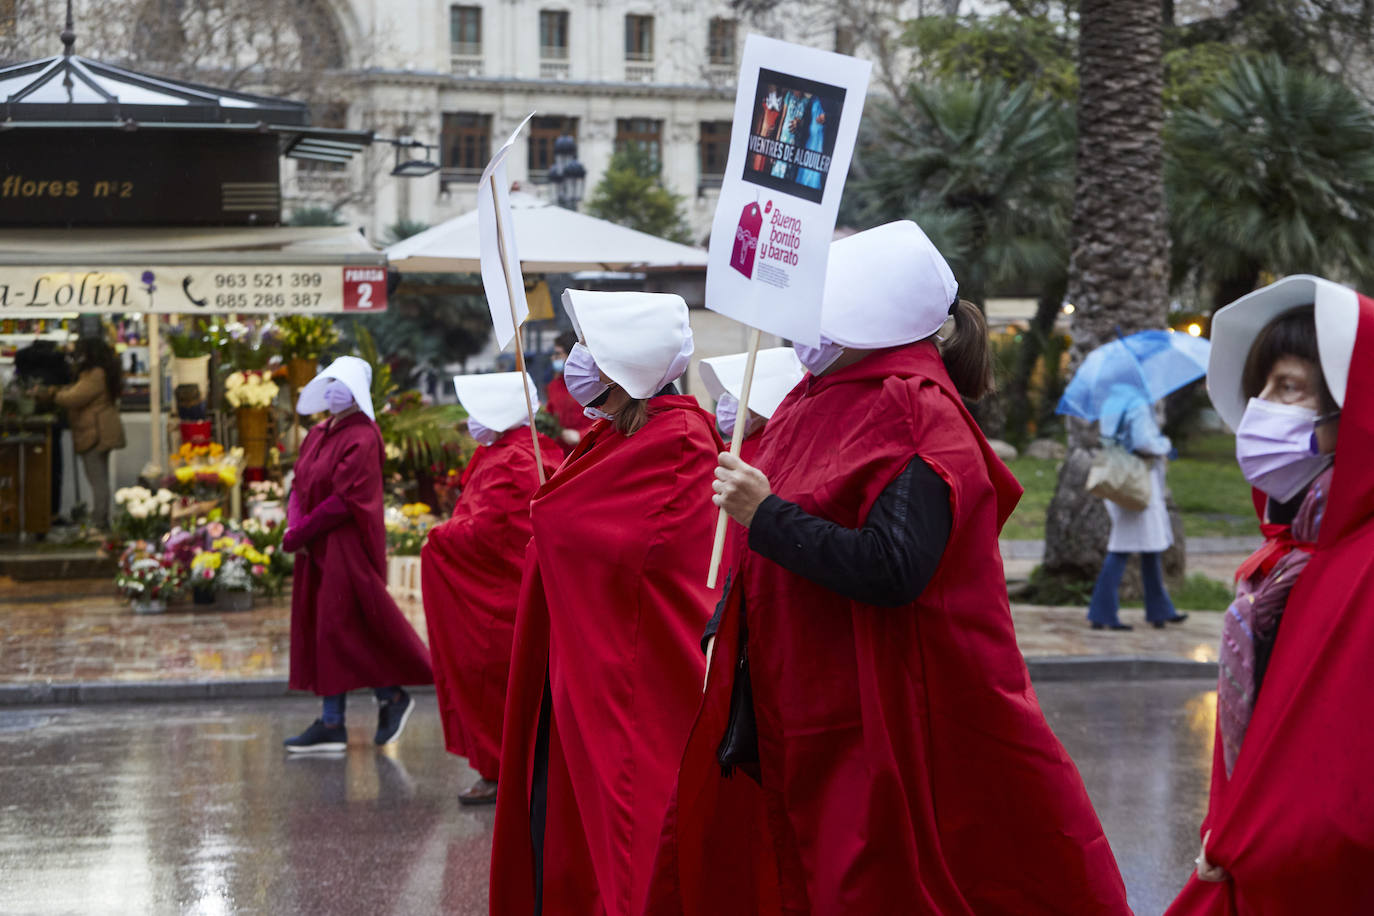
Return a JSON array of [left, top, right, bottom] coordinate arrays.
[[490, 174, 546, 485], [706, 326, 761, 588]]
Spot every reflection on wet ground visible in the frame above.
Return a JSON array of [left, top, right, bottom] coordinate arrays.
[[0, 683, 1215, 915]]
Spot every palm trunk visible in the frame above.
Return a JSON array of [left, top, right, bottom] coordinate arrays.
[[1039, 0, 1186, 594]]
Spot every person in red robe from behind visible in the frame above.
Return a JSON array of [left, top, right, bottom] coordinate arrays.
[[422, 371, 561, 806], [489, 289, 723, 916], [544, 330, 593, 455], [1166, 275, 1374, 915], [282, 356, 433, 753], [649, 221, 1130, 915]]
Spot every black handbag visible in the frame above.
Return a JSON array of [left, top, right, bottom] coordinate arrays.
[[716, 619, 760, 783]]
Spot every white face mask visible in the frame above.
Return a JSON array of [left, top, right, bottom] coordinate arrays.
[[564, 342, 610, 407], [584, 406, 614, 422], [1235, 397, 1332, 504], [793, 337, 844, 375]]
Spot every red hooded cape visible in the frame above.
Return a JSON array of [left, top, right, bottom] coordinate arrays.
[[421, 427, 562, 780], [1166, 295, 1374, 916], [490, 395, 724, 916], [545, 375, 594, 454], [288, 412, 433, 696], [647, 343, 1130, 915]]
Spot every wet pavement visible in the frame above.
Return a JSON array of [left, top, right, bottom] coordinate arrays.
[[0, 682, 1215, 915]]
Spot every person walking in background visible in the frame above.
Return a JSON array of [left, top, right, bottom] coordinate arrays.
[[489, 290, 723, 916], [656, 221, 1130, 915], [542, 330, 593, 454], [421, 372, 560, 806], [282, 356, 433, 753], [44, 338, 124, 533], [1087, 386, 1186, 631], [1168, 276, 1374, 915]]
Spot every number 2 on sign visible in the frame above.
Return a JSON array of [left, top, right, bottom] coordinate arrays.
[[357, 284, 373, 309]]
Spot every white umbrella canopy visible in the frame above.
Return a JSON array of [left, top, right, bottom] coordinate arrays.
[[385, 190, 708, 274]]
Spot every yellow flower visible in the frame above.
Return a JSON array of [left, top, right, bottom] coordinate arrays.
[[174, 466, 195, 483], [218, 468, 238, 486], [401, 502, 431, 518]]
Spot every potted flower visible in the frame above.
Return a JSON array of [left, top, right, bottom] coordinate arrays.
[[167, 318, 214, 401], [278, 315, 339, 392], [116, 542, 187, 614], [111, 486, 176, 549], [383, 502, 435, 602], [225, 371, 279, 468], [167, 443, 243, 520], [214, 551, 256, 611]]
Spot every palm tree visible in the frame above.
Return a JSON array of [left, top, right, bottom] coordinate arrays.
[[857, 79, 1074, 309], [1040, 0, 1177, 586], [1168, 55, 1374, 306]]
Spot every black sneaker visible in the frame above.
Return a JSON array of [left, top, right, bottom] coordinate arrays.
[[375, 689, 415, 747], [284, 719, 348, 753]]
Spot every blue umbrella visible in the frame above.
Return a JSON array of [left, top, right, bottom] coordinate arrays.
[[1056, 329, 1212, 421]]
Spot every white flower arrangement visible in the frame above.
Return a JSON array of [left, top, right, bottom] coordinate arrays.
[[224, 370, 280, 409], [114, 487, 175, 521]]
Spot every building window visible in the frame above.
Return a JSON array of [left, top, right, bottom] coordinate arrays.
[[441, 112, 492, 181], [699, 121, 731, 185], [625, 14, 654, 61], [528, 116, 578, 181], [450, 5, 483, 57], [707, 18, 736, 67], [539, 10, 569, 59], [615, 117, 662, 169], [834, 25, 856, 56]]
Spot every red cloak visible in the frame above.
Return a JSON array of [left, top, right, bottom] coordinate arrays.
[[421, 427, 561, 780], [490, 395, 724, 916], [288, 412, 432, 696], [545, 375, 593, 454], [648, 343, 1130, 915], [1166, 295, 1374, 916]]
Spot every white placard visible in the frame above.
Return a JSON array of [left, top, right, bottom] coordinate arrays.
[[706, 36, 871, 346], [478, 111, 536, 349]]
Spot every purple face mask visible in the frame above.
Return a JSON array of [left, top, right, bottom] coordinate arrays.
[[322, 379, 355, 414], [714, 392, 762, 440], [793, 337, 844, 375], [564, 342, 610, 407], [1235, 397, 1332, 503], [467, 416, 500, 446]]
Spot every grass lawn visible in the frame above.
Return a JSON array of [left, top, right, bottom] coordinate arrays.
[[1002, 432, 1257, 541]]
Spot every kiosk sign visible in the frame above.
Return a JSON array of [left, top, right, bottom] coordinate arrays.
[[342, 266, 388, 312]]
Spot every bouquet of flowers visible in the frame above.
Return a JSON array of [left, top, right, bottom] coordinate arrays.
[[115, 542, 187, 605], [168, 442, 244, 507], [112, 487, 176, 543], [277, 315, 340, 363], [224, 370, 279, 409], [385, 502, 436, 556]]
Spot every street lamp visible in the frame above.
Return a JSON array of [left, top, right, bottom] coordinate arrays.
[[547, 134, 585, 210], [389, 136, 440, 177]]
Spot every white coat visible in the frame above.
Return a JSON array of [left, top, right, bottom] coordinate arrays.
[[1101, 397, 1174, 554]]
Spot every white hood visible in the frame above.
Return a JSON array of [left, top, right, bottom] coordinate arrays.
[[699, 347, 805, 419], [296, 355, 375, 420], [562, 288, 693, 399], [1207, 274, 1358, 430], [820, 220, 959, 349], [453, 371, 538, 433]]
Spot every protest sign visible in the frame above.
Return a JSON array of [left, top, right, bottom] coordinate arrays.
[[706, 36, 871, 348], [704, 36, 871, 588], [478, 111, 536, 350], [477, 111, 545, 482]]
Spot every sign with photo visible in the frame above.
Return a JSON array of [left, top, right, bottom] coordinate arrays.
[[706, 35, 870, 346]]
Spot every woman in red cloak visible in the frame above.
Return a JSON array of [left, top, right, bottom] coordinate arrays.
[[282, 356, 433, 753], [422, 371, 561, 805], [700, 347, 805, 466], [1166, 275, 1374, 915], [544, 330, 594, 454], [651, 221, 1131, 915], [489, 289, 724, 916]]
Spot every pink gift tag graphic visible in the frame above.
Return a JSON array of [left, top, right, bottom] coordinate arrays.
[[731, 202, 763, 278]]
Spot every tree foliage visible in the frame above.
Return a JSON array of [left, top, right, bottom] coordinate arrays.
[[904, 14, 1078, 101], [1167, 55, 1374, 305], [584, 145, 694, 244]]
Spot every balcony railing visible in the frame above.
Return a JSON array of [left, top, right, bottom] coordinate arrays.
[[625, 49, 654, 62], [625, 62, 655, 82], [440, 166, 483, 187], [540, 60, 570, 79], [540, 45, 569, 60]]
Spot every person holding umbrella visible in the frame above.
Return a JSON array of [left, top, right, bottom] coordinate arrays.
[[1057, 330, 1209, 631], [421, 371, 560, 805], [282, 356, 433, 753]]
